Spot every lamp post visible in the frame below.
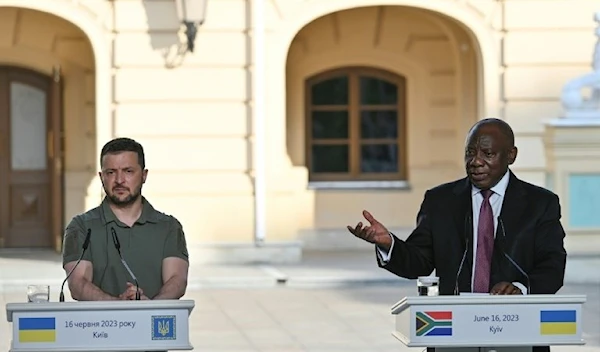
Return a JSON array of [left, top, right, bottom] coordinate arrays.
[[174, 0, 208, 53]]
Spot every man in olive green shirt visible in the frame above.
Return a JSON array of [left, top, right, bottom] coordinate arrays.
[[62, 137, 189, 300]]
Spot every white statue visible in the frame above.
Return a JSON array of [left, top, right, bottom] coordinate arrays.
[[561, 11, 600, 118]]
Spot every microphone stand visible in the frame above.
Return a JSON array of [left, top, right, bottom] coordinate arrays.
[[454, 214, 471, 295], [111, 228, 141, 300], [59, 229, 92, 302], [498, 217, 531, 294]]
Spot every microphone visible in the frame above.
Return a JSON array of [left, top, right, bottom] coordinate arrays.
[[498, 218, 531, 294], [60, 229, 92, 302], [454, 214, 471, 295], [110, 228, 140, 300]]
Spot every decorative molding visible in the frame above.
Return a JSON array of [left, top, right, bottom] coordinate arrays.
[[404, 34, 448, 52], [64, 0, 112, 30]]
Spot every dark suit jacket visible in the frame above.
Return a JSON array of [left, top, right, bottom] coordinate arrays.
[[378, 171, 567, 296]]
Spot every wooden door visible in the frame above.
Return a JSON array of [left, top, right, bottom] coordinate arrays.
[[0, 66, 63, 248]]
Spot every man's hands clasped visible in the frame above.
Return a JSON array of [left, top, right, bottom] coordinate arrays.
[[490, 282, 522, 295], [119, 282, 149, 300]]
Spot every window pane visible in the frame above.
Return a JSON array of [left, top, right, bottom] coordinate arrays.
[[361, 144, 398, 173], [360, 110, 398, 139], [311, 145, 349, 173], [360, 76, 397, 105], [11, 82, 47, 171], [311, 76, 348, 105], [311, 111, 349, 139]]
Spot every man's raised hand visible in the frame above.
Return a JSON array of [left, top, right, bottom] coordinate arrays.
[[347, 210, 392, 250]]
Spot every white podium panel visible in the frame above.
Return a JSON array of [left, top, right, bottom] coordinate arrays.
[[6, 300, 195, 352], [391, 294, 586, 350]]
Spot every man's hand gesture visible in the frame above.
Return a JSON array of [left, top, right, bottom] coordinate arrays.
[[347, 210, 393, 251]]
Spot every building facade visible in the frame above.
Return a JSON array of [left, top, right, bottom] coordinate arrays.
[[0, 0, 598, 262]]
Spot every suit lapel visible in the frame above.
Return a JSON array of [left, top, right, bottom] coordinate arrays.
[[497, 171, 527, 244], [452, 178, 473, 292], [452, 178, 473, 244]]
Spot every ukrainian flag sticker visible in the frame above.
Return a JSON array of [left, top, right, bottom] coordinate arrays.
[[540, 310, 577, 335], [18, 317, 56, 343]]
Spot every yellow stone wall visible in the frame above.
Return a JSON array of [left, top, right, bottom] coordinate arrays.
[[0, 0, 598, 252]]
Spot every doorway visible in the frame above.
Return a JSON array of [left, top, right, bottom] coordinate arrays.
[[0, 66, 63, 249]]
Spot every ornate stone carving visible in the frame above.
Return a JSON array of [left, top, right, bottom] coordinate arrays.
[[561, 12, 600, 118]]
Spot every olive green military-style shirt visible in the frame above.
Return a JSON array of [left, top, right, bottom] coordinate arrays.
[[61, 197, 189, 299]]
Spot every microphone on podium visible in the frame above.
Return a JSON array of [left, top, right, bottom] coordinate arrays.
[[453, 214, 471, 295], [498, 217, 532, 294], [110, 227, 141, 300], [59, 228, 92, 302]]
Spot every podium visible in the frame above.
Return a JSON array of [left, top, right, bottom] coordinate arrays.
[[391, 294, 586, 352], [5, 299, 195, 352]]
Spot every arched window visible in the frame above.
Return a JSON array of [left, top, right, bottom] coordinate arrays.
[[305, 67, 407, 183]]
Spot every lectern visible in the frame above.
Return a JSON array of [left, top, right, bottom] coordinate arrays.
[[391, 294, 586, 352], [5, 300, 195, 352]]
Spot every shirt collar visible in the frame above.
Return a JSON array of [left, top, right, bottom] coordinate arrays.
[[471, 169, 510, 197], [100, 196, 158, 226]]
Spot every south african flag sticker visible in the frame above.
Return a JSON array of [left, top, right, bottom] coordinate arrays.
[[416, 311, 453, 336]]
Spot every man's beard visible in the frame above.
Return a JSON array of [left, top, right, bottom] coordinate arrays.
[[104, 185, 142, 207]]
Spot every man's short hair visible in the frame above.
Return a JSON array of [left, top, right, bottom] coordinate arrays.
[[469, 118, 515, 148], [100, 137, 145, 169]]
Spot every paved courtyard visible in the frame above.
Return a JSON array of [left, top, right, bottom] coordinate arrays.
[[0, 247, 597, 351], [1, 282, 598, 352]]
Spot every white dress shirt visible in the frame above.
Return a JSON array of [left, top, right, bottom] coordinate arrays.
[[378, 170, 528, 294]]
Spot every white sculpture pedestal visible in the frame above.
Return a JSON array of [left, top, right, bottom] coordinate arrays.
[[544, 118, 600, 235], [544, 10, 600, 236]]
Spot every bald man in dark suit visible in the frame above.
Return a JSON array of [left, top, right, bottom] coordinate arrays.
[[348, 118, 567, 352]]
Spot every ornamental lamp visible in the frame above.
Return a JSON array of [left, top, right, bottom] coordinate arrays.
[[175, 0, 208, 53]]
